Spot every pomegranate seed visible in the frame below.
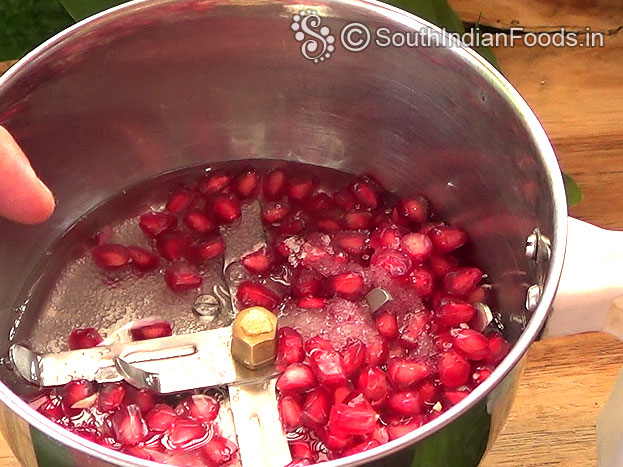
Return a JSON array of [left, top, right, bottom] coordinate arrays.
[[365, 336, 389, 367], [428, 226, 467, 253], [139, 211, 177, 238], [371, 422, 390, 444], [370, 224, 403, 250], [183, 394, 219, 422], [387, 359, 432, 389], [291, 269, 321, 297], [131, 321, 172, 341], [453, 329, 489, 361], [91, 244, 131, 269], [428, 254, 458, 277], [279, 395, 303, 429], [211, 193, 241, 224], [98, 383, 126, 412], [386, 390, 423, 416], [183, 209, 216, 235], [333, 230, 369, 256], [388, 341, 406, 359], [484, 333, 510, 365], [333, 188, 358, 212], [310, 349, 348, 388], [125, 388, 156, 414], [329, 403, 378, 435], [202, 436, 238, 466], [156, 231, 192, 260], [297, 297, 325, 308], [261, 201, 290, 224], [333, 386, 353, 405], [234, 169, 260, 198], [344, 391, 374, 410], [301, 387, 332, 427], [166, 188, 195, 214], [278, 213, 307, 235], [290, 441, 314, 460], [276, 327, 305, 371], [305, 192, 334, 212], [387, 416, 425, 440], [375, 310, 399, 340], [199, 172, 232, 196], [445, 388, 470, 405], [343, 211, 372, 230], [276, 363, 317, 394], [398, 312, 430, 349], [263, 169, 287, 200], [122, 446, 152, 460], [328, 272, 366, 300], [434, 330, 455, 351], [285, 459, 312, 467], [36, 394, 63, 419], [417, 380, 439, 404], [304, 335, 334, 354], [357, 367, 390, 403], [68, 328, 103, 350], [341, 340, 366, 377], [393, 197, 429, 224], [439, 350, 471, 388], [236, 281, 280, 311], [288, 176, 317, 202], [371, 249, 412, 277], [128, 246, 160, 271], [187, 236, 225, 263], [241, 247, 274, 275], [112, 404, 148, 446], [164, 262, 202, 292], [400, 233, 433, 264], [145, 404, 177, 432], [343, 440, 380, 456], [350, 179, 378, 210], [444, 267, 482, 296], [323, 426, 355, 451], [316, 217, 342, 232], [62, 379, 94, 410], [472, 366, 493, 385], [165, 418, 209, 450], [406, 267, 434, 297], [435, 299, 476, 327]]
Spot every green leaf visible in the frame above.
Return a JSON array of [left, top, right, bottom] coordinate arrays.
[[58, 0, 126, 21], [563, 172, 583, 207], [0, 0, 73, 61]]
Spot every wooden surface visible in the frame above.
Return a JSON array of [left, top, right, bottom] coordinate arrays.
[[1, 0, 623, 465]]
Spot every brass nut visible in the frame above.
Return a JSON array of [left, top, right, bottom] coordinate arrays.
[[231, 307, 278, 370]]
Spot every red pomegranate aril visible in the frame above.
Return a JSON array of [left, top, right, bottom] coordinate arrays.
[[139, 211, 177, 238], [279, 395, 303, 429], [344, 390, 374, 410], [343, 440, 380, 456], [341, 340, 366, 377], [276, 363, 317, 394], [343, 211, 372, 230], [234, 169, 260, 199], [350, 179, 378, 210], [417, 380, 439, 404], [125, 388, 157, 415], [453, 329, 489, 361], [297, 297, 326, 308], [145, 404, 177, 432], [435, 299, 476, 327], [92, 244, 131, 269], [276, 327, 305, 371], [305, 335, 334, 354], [278, 214, 307, 235], [472, 366, 493, 385], [333, 188, 358, 212], [183, 394, 220, 422], [199, 172, 232, 196], [166, 188, 195, 214], [400, 233, 433, 264], [202, 436, 238, 466], [98, 383, 126, 412], [305, 192, 334, 212], [406, 267, 435, 297], [164, 262, 202, 292], [188, 236, 225, 264], [334, 385, 353, 405], [323, 426, 355, 452], [444, 267, 483, 297], [375, 310, 399, 340], [387, 416, 425, 440], [445, 388, 470, 405], [211, 194, 242, 224], [428, 254, 458, 278], [439, 350, 471, 388], [288, 176, 317, 202], [290, 441, 314, 461], [62, 379, 94, 409], [262, 169, 287, 200], [316, 217, 342, 232], [131, 321, 172, 341], [236, 281, 280, 311], [156, 231, 192, 261], [261, 201, 290, 224], [291, 269, 321, 297], [68, 327, 103, 350], [386, 390, 423, 416], [371, 423, 390, 444], [165, 418, 208, 450], [387, 359, 432, 389], [434, 330, 454, 351], [301, 388, 332, 427], [328, 272, 366, 300], [183, 209, 216, 235], [285, 459, 312, 467], [329, 403, 378, 435], [428, 226, 468, 253], [128, 246, 160, 271], [357, 367, 391, 403], [388, 341, 406, 359], [371, 249, 412, 278], [398, 312, 430, 349], [370, 224, 403, 250], [484, 333, 510, 365], [112, 404, 148, 446], [122, 446, 152, 461], [393, 196, 429, 225], [365, 337, 389, 367], [333, 230, 369, 256], [310, 349, 348, 388], [241, 247, 274, 275]]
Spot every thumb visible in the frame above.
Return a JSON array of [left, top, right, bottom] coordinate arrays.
[[0, 126, 55, 224]]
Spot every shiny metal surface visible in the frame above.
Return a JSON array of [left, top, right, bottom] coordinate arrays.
[[0, 0, 567, 466]]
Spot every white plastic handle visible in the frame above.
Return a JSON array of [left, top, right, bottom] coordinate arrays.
[[543, 217, 623, 340]]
